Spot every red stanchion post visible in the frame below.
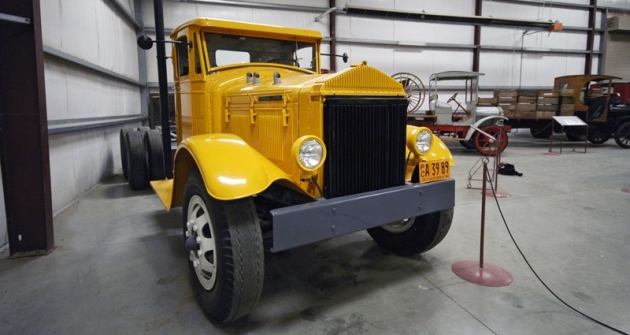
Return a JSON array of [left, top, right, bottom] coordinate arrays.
[[452, 157, 514, 287], [480, 158, 487, 269]]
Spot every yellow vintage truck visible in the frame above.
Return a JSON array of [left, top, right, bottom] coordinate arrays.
[[122, 18, 456, 323]]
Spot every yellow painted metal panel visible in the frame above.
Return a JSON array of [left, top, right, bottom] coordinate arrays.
[[318, 62, 405, 97], [179, 133, 295, 201], [171, 18, 323, 43], [150, 179, 174, 211]]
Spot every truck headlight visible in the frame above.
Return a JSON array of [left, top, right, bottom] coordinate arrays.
[[292, 136, 327, 172], [407, 127, 432, 155]]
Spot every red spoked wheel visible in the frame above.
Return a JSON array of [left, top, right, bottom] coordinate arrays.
[[474, 125, 508, 156]]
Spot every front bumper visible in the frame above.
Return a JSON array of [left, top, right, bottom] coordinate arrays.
[[270, 179, 455, 252]]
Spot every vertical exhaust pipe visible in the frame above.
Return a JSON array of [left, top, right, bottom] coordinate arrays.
[[153, 0, 173, 178]]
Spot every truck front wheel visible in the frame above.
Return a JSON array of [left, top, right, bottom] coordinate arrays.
[[367, 208, 454, 256], [183, 169, 264, 323]]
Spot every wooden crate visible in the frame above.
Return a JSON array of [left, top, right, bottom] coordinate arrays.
[[538, 90, 558, 98], [559, 89, 574, 97], [514, 111, 537, 119], [560, 104, 575, 115], [536, 104, 558, 112], [495, 89, 518, 98], [498, 103, 516, 111], [498, 97, 517, 103], [537, 96, 559, 104], [518, 89, 539, 97], [518, 96, 537, 103], [478, 97, 498, 104], [516, 103, 536, 112], [535, 111, 556, 119], [503, 111, 516, 118]]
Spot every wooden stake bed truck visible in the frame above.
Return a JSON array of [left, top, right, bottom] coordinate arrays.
[[123, 18, 456, 323]]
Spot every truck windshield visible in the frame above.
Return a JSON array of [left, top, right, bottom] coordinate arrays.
[[204, 33, 315, 71]]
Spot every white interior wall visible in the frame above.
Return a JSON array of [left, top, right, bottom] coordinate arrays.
[[40, 0, 143, 214], [48, 126, 131, 214], [600, 0, 630, 9], [122, 0, 630, 104], [142, 0, 330, 84], [138, 0, 621, 107]]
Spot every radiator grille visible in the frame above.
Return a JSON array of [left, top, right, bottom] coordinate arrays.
[[323, 97, 408, 199]]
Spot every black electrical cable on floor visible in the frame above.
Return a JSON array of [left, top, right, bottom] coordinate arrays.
[[485, 169, 629, 335]]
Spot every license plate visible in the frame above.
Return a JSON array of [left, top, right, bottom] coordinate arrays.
[[419, 159, 451, 183]]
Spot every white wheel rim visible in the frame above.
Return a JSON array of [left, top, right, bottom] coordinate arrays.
[[187, 195, 218, 290], [382, 217, 415, 233]]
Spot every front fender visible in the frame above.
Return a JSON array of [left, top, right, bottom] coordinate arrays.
[[407, 125, 455, 166], [171, 134, 293, 206], [465, 116, 508, 141]]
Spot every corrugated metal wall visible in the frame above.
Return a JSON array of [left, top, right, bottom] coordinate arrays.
[[139, 0, 629, 109], [602, 29, 630, 81], [40, 0, 144, 213]]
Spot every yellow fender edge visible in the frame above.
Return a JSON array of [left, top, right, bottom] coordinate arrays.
[[405, 125, 455, 180], [153, 133, 294, 210]]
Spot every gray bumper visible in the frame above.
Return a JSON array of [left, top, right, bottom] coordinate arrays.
[[270, 179, 455, 252]]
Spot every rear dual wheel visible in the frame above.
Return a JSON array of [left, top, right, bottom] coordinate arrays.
[[125, 130, 148, 190], [183, 169, 264, 323], [120, 128, 165, 190], [144, 129, 166, 180], [119, 128, 132, 180]]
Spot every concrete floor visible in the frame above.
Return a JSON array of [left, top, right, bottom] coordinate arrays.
[[1, 131, 629, 335]]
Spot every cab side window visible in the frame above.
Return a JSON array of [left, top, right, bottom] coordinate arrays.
[[176, 36, 189, 77]]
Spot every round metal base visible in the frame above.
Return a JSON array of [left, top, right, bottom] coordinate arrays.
[[481, 189, 511, 198], [452, 260, 513, 287], [622, 187, 630, 194]]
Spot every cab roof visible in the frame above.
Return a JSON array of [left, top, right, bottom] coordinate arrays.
[[429, 71, 484, 81], [171, 18, 323, 42]]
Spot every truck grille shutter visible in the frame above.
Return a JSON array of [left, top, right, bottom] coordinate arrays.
[[323, 97, 408, 199]]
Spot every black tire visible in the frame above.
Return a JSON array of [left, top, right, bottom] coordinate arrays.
[[144, 129, 166, 181], [459, 139, 476, 150], [565, 127, 586, 141], [137, 126, 151, 138], [614, 121, 630, 148], [367, 208, 454, 256], [587, 127, 611, 144], [183, 169, 264, 323], [125, 130, 148, 190], [119, 128, 132, 180], [530, 122, 552, 139]]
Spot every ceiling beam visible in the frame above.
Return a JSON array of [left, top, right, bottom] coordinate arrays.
[[343, 5, 558, 31]]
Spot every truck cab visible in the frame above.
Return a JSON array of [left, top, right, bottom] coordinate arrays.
[[138, 18, 456, 323]]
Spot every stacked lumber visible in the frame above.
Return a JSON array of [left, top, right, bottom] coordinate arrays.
[[494, 90, 517, 114], [516, 90, 538, 118], [537, 91, 559, 118], [478, 97, 497, 106], [486, 89, 577, 119], [559, 89, 575, 116]]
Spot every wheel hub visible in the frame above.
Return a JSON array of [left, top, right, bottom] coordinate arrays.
[[187, 195, 218, 290], [382, 217, 415, 233]]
